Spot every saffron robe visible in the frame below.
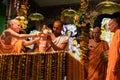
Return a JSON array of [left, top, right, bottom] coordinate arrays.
[[0, 37, 23, 54], [88, 40, 109, 80], [106, 30, 120, 80]]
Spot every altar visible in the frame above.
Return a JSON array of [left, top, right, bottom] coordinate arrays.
[[0, 51, 85, 80]]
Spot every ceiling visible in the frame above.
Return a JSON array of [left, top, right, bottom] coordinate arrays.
[[33, 0, 120, 7], [33, 0, 120, 15], [34, 0, 80, 7]]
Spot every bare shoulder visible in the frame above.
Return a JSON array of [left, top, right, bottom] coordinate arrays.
[[1, 29, 13, 39], [4, 29, 12, 36]]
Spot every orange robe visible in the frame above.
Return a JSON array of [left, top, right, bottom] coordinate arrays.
[[88, 40, 109, 80], [0, 37, 23, 54], [106, 30, 120, 80]]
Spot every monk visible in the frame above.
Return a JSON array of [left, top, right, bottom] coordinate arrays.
[[0, 19, 39, 54], [87, 27, 109, 80], [34, 20, 69, 52], [106, 12, 120, 80], [46, 20, 69, 52]]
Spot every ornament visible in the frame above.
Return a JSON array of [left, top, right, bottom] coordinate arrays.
[[28, 13, 44, 21]]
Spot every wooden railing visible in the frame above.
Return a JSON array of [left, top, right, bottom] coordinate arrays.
[[0, 51, 85, 80]]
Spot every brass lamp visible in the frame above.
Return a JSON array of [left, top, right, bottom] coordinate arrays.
[[95, 1, 120, 14], [61, 9, 77, 24], [28, 13, 44, 21]]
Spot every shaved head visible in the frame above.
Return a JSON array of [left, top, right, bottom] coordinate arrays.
[[93, 27, 101, 33], [7, 19, 20, 28]]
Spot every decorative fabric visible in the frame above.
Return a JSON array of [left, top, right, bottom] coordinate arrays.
[[0, 51, 84, 80]]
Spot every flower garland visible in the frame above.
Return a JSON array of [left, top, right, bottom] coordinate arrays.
[[16, 16, 28, 29], [14, 0, 29, 30], [61, 24, 80, 60], [61, 24, 77, 37], [73, 0, 90, 62], [101, 18, 113, 46], [14, 0, 28, 17], [42, 26, 52, 34]]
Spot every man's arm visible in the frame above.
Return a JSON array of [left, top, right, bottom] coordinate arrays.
[[5, 29, 38, 39], [47, 35, 68, 51], [50, 41, 68, 51], [22, 38, 39, 46]]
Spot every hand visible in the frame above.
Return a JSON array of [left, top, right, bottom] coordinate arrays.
[[35, 38, 40, 45], [100, 51, 108, 63], [113, 69, 118, 75], [47, 35, 52, 45], [30, 33, 38, 37], [38, 33, 42, 37]]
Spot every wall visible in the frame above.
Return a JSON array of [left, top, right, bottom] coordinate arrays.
[[0, 1, 6, 35]]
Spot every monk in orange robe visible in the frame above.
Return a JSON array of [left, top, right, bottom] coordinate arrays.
[[106, 12, 120, 80], [0, 38, 23, 53], [0, 19, 39, 54], [88, 27, 109, 80]]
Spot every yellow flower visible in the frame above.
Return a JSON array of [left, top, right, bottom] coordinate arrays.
[[16, 16, 28, 29]]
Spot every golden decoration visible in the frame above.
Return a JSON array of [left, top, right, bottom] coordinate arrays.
[[0, 52, 84, 80], [28, 13, 44, 21], [96, 1, 120, 14], [61, 9, 77, 23]]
